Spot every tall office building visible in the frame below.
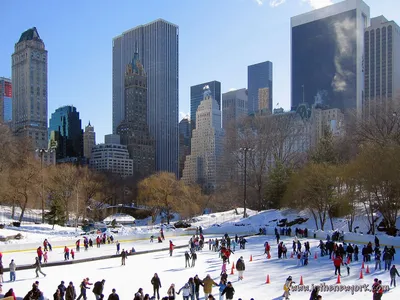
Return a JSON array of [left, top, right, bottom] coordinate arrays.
[[364, 16, 400, 114], [247, 61, 273, 114], [222, 88, 248, 130], [113, 19, 179, 175], [291, 0, 370, 113], [83, 122, 96, 159], [178, 118, 191, 179], [182, 86, 225, 192], [0, 77, 12, 123], [117, 49, 155, 178], [190, 80, 221, 131], [12, 27, 48, 149], [48, 106, 83, 160]]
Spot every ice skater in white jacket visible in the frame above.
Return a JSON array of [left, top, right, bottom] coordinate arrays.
[[177, 282, 191, 300]]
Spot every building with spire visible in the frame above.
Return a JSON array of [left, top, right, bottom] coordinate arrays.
[[84, 121, 96, 159], [117, 48, 155, 178], [12, 27, 48, 149], [182, 86, 225, 192]]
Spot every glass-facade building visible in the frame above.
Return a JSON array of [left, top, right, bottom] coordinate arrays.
[[190, 80, 221, 132], [291, 0, 370, 113], [113, 19, 179, 176], [247, 61, 273, 114], [48, 106, 83, 159], [0, 77, 12, 123]]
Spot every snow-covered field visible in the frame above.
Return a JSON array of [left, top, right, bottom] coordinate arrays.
[[0, 235, 398, 300]]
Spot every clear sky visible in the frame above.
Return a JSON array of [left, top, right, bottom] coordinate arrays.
[[1, 0, 399, 142]]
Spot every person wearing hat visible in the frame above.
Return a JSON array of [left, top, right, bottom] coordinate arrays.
[[202, 275, 218, 299], [107, 288, 119, 300], [235, 256, 245, 281], [58, 281, 67, 300], [283, 276, 294, 300], [66, 281, 77, 300], [221, 281, 235, 300], [93, 280, 106, 300], [177, 282, 190, 299]]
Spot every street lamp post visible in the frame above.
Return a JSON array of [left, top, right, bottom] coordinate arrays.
[[36, 149, 48, 223], [239, 147, 252, 218]]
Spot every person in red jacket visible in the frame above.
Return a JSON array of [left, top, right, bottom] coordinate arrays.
[[37, 247, 43, 263], [169, 240, 175, 256], [64, 246, 70, 260], [71, 249, 75, 259], [333, 255, 343, 276], [4, 288, 16, 300]]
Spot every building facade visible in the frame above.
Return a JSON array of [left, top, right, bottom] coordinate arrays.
[[0, 77, 12, 123], [83, 122, 96, 159], [311, 105, 345, 146], [113, 19, 179, 175], [190, 80, 221, 132], [291, 0, 370, 113], [248, 61, 273, 114], [364, 16, 400, 115], [117, 50, 155, 178], [182, 86, 225, 192], [48, 106, 83, 160], [222, 88, 248, 130], [12, 27, 48, 149], [178, 118, 191, 179], [90, 134, 133, 177]]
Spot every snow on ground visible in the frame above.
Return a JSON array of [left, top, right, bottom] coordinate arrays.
[[0, 235, 398, 300]]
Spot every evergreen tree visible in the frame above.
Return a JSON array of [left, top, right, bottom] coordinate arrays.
[[264, 161, 292, 209], [311, 125, 338, 164], [45, 200, 66, 229]]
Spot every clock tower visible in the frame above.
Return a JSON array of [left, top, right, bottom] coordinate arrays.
[[12, 27, 48, 149]]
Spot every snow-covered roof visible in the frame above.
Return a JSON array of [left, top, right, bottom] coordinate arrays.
[[103, 213, 135, 223]]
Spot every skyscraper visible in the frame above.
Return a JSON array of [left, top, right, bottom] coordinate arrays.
[[117, 49, 155, 178], [222, 88, 248, 130], [190, 80, 221, 131], [113, 19, 179, 175], [291, 0, 370, 112], [0, 77, 12, 123], [83, 122, 96, 159], [182, 86, 225, 192], [48, 106, 83, 160], [364, 16, 400, 114], [12, 27, 48, 149], [247, 61, 273, 114]]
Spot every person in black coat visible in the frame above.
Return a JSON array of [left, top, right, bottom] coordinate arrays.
[[193, 275, 203, 300], [93, 280, 105, 300], [151, 273, 162, 300], [58, 281, 67, 300], [221, 282, 235, 300], [107, 288, 119, 300]]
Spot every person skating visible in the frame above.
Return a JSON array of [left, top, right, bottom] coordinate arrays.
[[202, 275, 218, 299], [333, 255, 342, 276], [235, 256, 245, 280], [191, 251, 197, 267], [151, 273, 162, 300], [44, 250, 48, 264], [4, 288, 16, 300], [121, 249, 127, 266], [283, 276, 294, 300], [8, 259, 16, 282], [116, 242, 120, 255], [169, 240, 175, 256], [193, 275, 203, 300], [375, 250, 382, 271], [167, 283, 176, 300], [309, 286, 320, 300], [93, 279, 106, 300], [185, 251, 191, 268], [187, 278, 196, 300], [37, 247, 43, 264], [71, 249, 75, 260], [58, 281, 67, 300], [133, 288, 144, 300], [344, 263, 350, 276], [390, 265, 400, 287], [177, 282, 190, 300], [64, 246, 70, 261], [76, 239, 80, 252], [107, 288, 119, 300], [65, 281, 76, 300], [33, 257, 46, 278], [218, 279, 226, 300], [221, 281, 235, 300], [54, 289, 62, 300], [77, 278, 90, 300], [24, 283, 42, 300]]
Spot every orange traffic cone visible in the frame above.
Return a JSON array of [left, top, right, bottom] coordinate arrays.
[[359, 269, 363, 279], [267, 253, 271, 259], [361, 261, 365, 269], [230, 266, 234, 275], [266, 274, 270, 284], [290, 252, 294, 259], [250, 255, 253, 262], [314, 252, 318, 259], [232, 262, 235, 269], [299, 276, 304, 285], [366, 265, 370, 274], [336, 274, 341, 284]]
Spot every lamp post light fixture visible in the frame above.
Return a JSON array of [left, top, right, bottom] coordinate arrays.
[[239, 147, 253, 218]]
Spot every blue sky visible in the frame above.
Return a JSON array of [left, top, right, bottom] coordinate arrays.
[[1, 0, 399, 142]]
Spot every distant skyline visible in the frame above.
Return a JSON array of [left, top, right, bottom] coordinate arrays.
[[1, 0, 399, 142]]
